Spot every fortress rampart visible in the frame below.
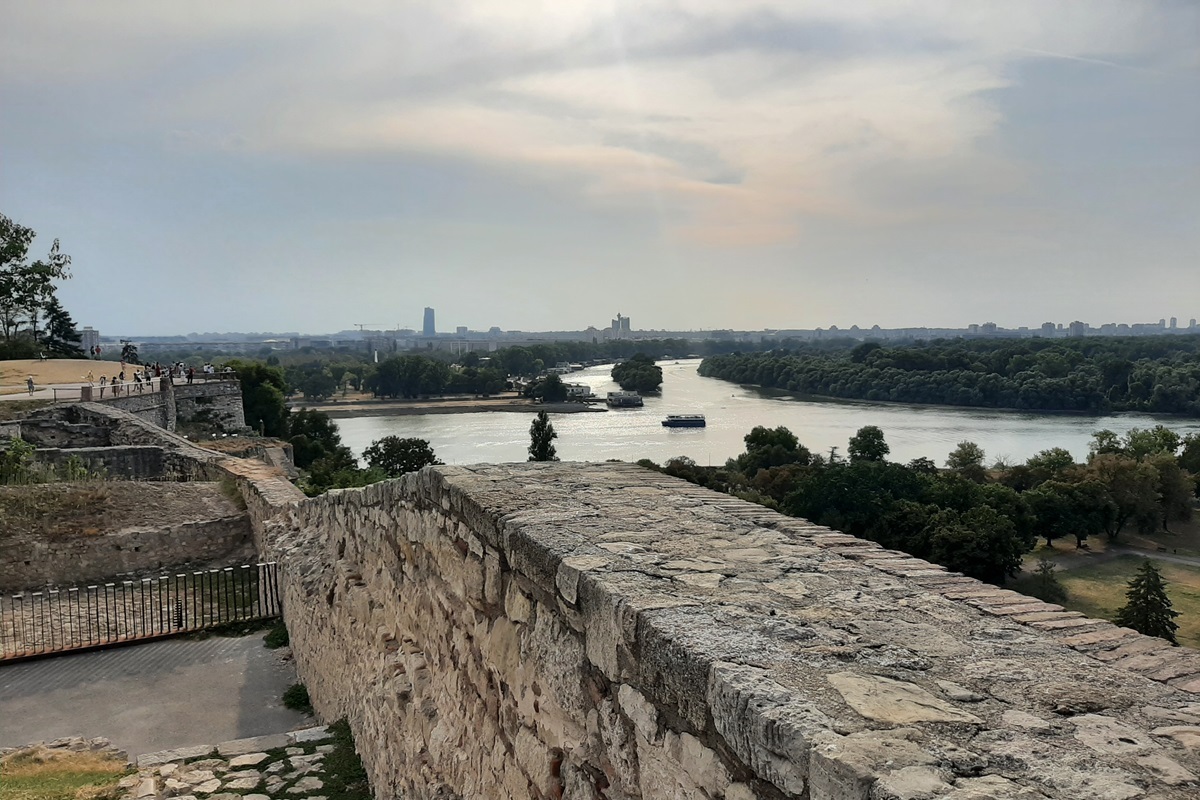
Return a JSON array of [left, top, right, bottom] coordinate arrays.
[[237, 462, 1200, 799], [9, 400, 1200, 797]]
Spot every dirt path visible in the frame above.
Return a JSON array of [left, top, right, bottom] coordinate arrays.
[[1042, 543, 1200, 572]]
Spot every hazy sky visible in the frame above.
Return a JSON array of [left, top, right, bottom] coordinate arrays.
[[2, 1, 1197, 335]]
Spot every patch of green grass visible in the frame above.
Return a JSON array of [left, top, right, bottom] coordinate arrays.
[[320, 720, 370, 800], [263, 620, 289, 649], [1013, 555, 1200, 650], [217, 475, 248, 512], [282, 683, 312, 714], [0, 748, 129, 800]]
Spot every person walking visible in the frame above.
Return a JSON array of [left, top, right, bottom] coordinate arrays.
[[26, 375, 34, 395]]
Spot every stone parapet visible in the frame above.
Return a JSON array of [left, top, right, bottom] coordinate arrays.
[[250, 463, 1200, 799], [174, 381, 247, 432]]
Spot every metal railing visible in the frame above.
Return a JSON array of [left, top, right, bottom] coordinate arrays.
[[3, 373, 240, 404], [0, 563, 281, 662]]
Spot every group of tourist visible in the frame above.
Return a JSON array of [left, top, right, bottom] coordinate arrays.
[[85, 368, 151, 399], [76, 360, 234, 398]]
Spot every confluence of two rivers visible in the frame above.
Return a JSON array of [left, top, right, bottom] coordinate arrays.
[[334, 360, 1200, 467]]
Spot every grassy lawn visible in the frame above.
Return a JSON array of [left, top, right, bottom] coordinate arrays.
[[0, 748, 129, 800], [1012, 553, 1200, 650], [1122, 516, 1200, 558]]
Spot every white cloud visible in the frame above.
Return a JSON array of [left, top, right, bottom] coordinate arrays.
[[2, 1, 1195, 248]]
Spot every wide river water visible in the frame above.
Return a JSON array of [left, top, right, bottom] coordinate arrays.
[[335, 360, 1200, 467]]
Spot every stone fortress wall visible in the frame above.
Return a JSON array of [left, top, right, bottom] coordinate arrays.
[[235, 462, 1200, 800], [171, 380, 246, 432], [9, 400, 1200, 798], [0, 512, 254, 593], [103, 380, 246, 433]]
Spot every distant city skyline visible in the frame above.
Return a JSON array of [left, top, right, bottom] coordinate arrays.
[[116, 311, 1200, 343], [2, 3, 1197, 335]]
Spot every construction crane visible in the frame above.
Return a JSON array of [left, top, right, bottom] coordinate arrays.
[[354, 323, 382, 332]]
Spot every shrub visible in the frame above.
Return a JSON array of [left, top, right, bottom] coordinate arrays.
[[263, 621, 290, 649], [282, 683, 313, 714]]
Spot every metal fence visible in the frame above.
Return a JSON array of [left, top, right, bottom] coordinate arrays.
[[0, 563, 281, 662], [3, 374, 239, 403]]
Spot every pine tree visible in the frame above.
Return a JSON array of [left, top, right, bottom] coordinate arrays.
[[42, 295, 83, 356], [1114, 560, 1179, 645], [1028, 557, 1067, 603], [528, 411, 558, 462]]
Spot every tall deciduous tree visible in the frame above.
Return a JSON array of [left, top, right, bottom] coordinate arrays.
[[946, 441, 987, 483], [736, 426, 811, 475], [1114, 561, 1179, 645], [848, 425, 889, 463], [225, 359, 289, 437], [0, 214, 72, 344], [287, 408, 346, 469], [1084, 454, 1160, 540], [363, 436, 441, 477], [528, 411, 558, 462]]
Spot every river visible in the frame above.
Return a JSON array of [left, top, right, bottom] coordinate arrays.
[[334, 360, 1200, 467]]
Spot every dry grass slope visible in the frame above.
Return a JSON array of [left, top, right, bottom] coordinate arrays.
[[0, 360, 114, 392], [0, 747, 129, 800]]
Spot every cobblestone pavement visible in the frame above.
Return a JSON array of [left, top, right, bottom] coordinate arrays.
[[120, 726, 335, 800], [0, 635, 309, 756]]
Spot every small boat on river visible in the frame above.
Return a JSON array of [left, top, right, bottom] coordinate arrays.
[[607, 391, 643, 408], [662, 414, 706, 428]]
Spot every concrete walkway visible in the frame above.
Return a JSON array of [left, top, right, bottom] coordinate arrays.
[[0, 634, 310, 757]]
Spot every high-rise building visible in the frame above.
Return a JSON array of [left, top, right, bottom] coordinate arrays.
[[80, 326, 100, 355], [423, 307, 436, 337], [611, 313, 631, 338]]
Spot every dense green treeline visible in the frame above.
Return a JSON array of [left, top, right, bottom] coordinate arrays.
[[611, 353, 663, 393], [238, 337, 774, 402], [698, 335, 1200, 415], [213, 338, 753, 403], [643, 424, 1199, 585]]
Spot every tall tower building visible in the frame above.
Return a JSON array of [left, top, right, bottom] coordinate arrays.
[[423, 307, 436, 337]]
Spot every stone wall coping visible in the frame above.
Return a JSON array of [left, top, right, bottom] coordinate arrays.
[[272, 463, 1200, 798]]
